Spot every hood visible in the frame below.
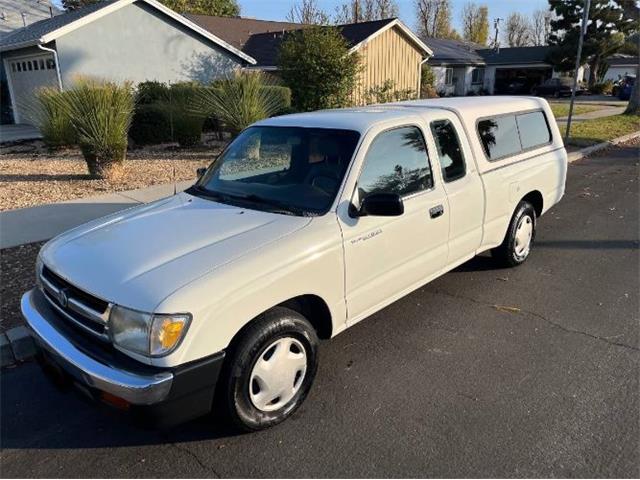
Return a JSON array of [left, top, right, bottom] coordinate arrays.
[[41, 193, 311, 311]]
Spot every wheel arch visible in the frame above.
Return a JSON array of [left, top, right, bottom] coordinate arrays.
[[225, 294, 334, 354], [521, 190, 543, 217]]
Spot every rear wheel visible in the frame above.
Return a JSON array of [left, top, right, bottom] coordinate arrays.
[[492, 201, 536, 267], [219, 307, 319, 431]]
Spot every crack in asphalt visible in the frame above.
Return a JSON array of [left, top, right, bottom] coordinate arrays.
[[429, 289, 640, 352], [163, 437, 222, 478]]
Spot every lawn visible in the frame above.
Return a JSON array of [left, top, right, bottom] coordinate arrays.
[[567, 113, 640, 147], [549, 103, 603, 118]]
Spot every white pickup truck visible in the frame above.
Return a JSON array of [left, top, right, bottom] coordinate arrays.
[[22, 96, 567, 430]]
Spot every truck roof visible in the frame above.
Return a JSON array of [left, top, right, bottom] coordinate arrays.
[[257, 96, 550, 133]]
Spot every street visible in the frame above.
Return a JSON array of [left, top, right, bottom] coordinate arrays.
[[1, 144, 638, 478]]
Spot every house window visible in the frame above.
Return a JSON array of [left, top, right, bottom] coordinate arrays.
[[472, 68, 485, 85], [16, 62, 21, 72], [33, 60, 38, 70], [21, 61, 26, 71], [27, 61, 33, 71], [39, 59, 45, 70], [445, 68, 454, 85], [46, 58, 55, 70]]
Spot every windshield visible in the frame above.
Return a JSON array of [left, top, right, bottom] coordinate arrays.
[[191, 126, 360, 216]]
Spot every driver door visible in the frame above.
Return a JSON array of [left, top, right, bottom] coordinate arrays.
[[337, 124, 450, 325]]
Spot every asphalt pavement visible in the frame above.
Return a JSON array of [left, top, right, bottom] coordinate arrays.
[[1, 145, 638, 478]]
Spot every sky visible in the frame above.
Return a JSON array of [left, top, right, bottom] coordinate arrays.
[[51, 0, 551, 33]]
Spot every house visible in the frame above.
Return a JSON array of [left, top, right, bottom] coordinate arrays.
[[0, 0, 432, 125], [423, 37, 486, 96], [426, 38, 587, 96], [187, 16, 433, 105], [0, 0, 255, 124], [602, 53, 638, 82]]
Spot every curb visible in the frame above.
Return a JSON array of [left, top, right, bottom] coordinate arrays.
[[1, 326, 36, 368], [567, 130, 640, 163]]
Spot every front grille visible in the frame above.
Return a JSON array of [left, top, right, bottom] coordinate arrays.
[[40, 265, 111, 341]]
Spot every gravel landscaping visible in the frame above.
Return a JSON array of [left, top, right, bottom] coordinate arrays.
[[0, 139, 226, 211], [0, 241, 42, 334]]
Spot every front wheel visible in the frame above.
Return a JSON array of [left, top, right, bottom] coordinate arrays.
[[218, 307, 319, 431], [492, 201, 536, 267]]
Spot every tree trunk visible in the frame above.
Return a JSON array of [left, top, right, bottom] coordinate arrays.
[[624, 63, 640, 115], [588, 57, 600, 88]]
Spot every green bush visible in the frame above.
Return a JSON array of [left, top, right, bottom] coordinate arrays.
[[260, 85, 292, 113], [193, 72, 288, 135], [278, 26, 361, 111], [130, 103, 173, 145], [136, 81, 169, 105], [56, 78, 135, 179], [364, 80, 416, 104], [164, 104, 204, 147], [34, 87, 76, 149]]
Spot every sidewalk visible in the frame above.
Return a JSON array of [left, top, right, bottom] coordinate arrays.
[[556, 106, 626, 123], [0, 179, 192, 249]]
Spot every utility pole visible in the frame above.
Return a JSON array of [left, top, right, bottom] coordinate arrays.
[[493, 18, 502, 52], [565, 0, 591, 142]]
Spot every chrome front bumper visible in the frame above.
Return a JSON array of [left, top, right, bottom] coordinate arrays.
[[21, 289, 173, 405]]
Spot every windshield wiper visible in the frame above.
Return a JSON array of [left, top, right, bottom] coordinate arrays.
[[233, 193, 309, 216], [187, 186, 312, 216]]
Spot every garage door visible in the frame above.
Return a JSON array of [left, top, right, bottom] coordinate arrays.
[[5, 54, 58, 124]]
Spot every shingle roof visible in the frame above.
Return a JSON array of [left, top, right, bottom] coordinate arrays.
[[0, 0, 115, 48], [478, 46, 552, 65], [424, 37, 485, 65], [184, 14, 305, 50], [193, 16, 399, 67]]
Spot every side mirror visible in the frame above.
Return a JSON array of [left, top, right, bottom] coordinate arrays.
[[355, 193, 404, 217], [196, 167, 206, 179]]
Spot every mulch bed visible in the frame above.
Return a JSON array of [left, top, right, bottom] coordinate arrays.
[[0, 241, 43, 334], [0, 139, 225, 211]]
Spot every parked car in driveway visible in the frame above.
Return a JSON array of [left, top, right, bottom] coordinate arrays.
[[22, 97, 568, 431], [616, 75, 635, 100], [532, 77, 583, 97]]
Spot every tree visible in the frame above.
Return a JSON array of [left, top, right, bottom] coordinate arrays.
[[287, 0, 329, 24], [548, 0, 639, 87], [278, 27, 361, 111], [334, 0, 399, 24], [157, 0, 239, 16], [503, 12, 532, 47], [415, 0, 460, 40], [531, 9, 554, 46], [461, 2, 489, 45], [62, 0, 101, 10]]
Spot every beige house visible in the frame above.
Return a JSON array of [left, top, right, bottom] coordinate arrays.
[[187, 16, 433, 105]]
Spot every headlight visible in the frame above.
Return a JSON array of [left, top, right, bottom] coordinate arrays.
[[109, 305, 191, 357]]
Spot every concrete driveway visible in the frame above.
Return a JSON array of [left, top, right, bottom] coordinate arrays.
[[1, 145, 638, 477]]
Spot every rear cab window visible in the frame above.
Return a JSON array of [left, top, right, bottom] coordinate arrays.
[[430, 120, 466, 182], [478, 110, 552, 161]]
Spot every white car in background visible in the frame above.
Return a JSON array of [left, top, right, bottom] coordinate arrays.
[[22, 96, 567, 431]]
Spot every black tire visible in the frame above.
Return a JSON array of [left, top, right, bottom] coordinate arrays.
[[218, 307, 319, 431], [492, 201, 536, 267]]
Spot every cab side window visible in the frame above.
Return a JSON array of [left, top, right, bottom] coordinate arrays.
[[430, 120, 466, 182], [357, 126, 432, 198]]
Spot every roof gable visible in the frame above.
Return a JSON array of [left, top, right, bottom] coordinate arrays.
[[0, 0, 256, 63]]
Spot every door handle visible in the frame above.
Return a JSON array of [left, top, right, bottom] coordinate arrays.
[[429, 204, 444, 219]]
